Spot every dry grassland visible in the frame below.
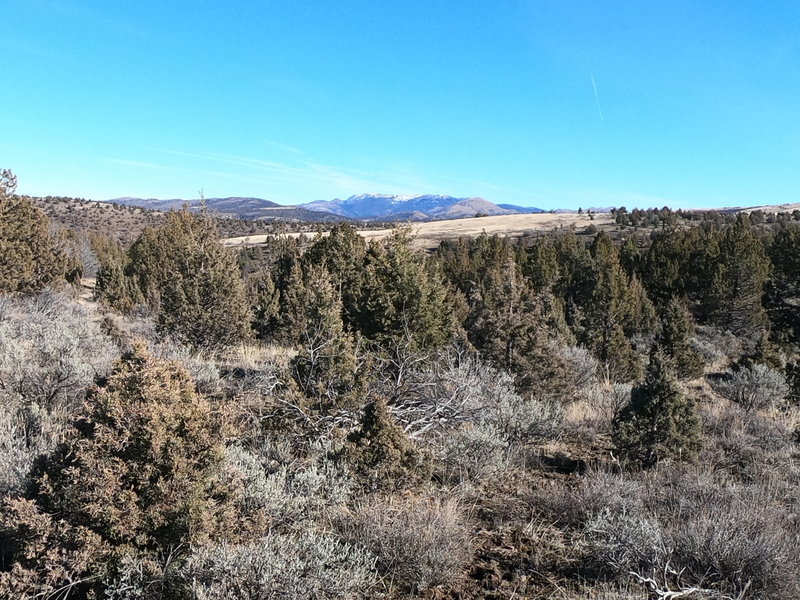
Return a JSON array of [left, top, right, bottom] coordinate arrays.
[[224, 212, 616, 250], [741, 202, 800, 213]]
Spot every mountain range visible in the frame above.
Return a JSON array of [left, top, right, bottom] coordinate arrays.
[[111, 197, 350, 222], [109, 194, 544, 222]]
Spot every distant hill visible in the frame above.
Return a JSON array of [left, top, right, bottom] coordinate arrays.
[[301, 194, 517, 221], [110, 197, 351, 223], [497, 203, 545, 214]]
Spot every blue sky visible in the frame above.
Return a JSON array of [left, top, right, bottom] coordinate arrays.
[[2, 1, 799, 209]]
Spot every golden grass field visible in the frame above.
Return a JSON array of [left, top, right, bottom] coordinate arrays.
[[224, 212, 616, 250]]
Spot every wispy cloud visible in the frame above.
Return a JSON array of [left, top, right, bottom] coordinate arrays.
[[261, 140, 302, 155], [154, 148, 439, 199], [104, 158, 165, 169], [591, 74, 604, 122]]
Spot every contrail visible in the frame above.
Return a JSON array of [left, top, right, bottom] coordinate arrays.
[[591, 74, 604, 121]]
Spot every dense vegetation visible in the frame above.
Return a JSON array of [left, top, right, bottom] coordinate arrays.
[[1, 170, 799, 599]]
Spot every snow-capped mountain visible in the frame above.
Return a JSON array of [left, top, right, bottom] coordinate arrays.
[[301, 194, 522, 221]]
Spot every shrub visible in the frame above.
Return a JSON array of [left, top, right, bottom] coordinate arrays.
[[0, 498, 111, 599], [0, 170, 69, 293], [613, 353, 702, 467], [536, 467, 800, 599], [344, 397, 432, 491], [558, 344, 599, 391], [0, 344, 241, 598], [184, 531, 377, 600], [225, 444, 353, 526], [0, 290, 118, 409], [581, 383, 632, 431], [148, 340, 222, 395], [701, 403, 797, 483], [660, 484, 800, 599], [437, 423, 507, 483], [0, 403, 66, 497], [711, 364, 790, 411], [388, 349, 561, 444], [339, 496, 472, 593], [585, 509, 666, 576]]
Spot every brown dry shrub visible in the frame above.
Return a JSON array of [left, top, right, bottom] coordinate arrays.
[[338, 495, 473, 593], [0, 343, 241, 598]]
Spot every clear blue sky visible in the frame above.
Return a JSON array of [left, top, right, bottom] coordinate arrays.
[[2, 1, 799, 209]]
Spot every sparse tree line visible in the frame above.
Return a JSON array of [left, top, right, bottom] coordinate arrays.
[[1, 169, 799, 599]]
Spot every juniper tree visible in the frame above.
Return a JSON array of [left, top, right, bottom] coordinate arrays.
[[613, 351, 702, 468], [111, 208, 251, 351], [248, 266, 281, 341], [584, 232, 643, 382], [344, 396, 432, 491], [705, 215, 770, 338], [466, 243, 572, 394], [619, 236, 640, 278], [290, 265, 365, 411], [357, 228, 457, 350], [524, 236, 560, 291], [0, 344, 240, 598], [0, 170, 68, 294], [765, 224, 800, 345], [303, 223, 367, 329], [657, 296, 704, 380]]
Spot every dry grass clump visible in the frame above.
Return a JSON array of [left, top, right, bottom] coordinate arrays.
[[225, 444, 354, 529], [0, 289, 118, 410], [338, 495, 473, 593], [702, 402, 798, 484], [710, 364, 790, 411], [182, 531, 377, 600], [528, 466, 800, 599]]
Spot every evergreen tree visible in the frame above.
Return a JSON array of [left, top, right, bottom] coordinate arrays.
[[467, 242, 572, 394], [94, 259, 144, 312], [705, 215, 770, 338], [584, 232, 642, 382], [290, 265, 364, 411], [247, 236, 306, 344], [765, 224, 800, 345], [0, 344, 239, 597], [549, 232, 595, 336], [304, 223, 367, 329], [657, 297, 704, 380], [344, 396, 431, 491], [126, 226, 163, 308], [613, 351, 702, 468], [357, 228, 457, 350], [624, 274, 658, 339], [248, 266, 281, 341], [154, 210, 251, 351], [114, 209, 251, 351], [619, 236, 640, 278], [0, 170, 68, 294], [525, 236, 560, 291]]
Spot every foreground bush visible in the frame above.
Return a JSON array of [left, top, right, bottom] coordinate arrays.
[[182, 531, 377, 600], [711, 363, 790, 411], [534, 468, 800, 599], [0, 344, 239, 598], [0, 290, 118, 410], [613, 353, 701, 467], [339, 496, 473, 593]]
